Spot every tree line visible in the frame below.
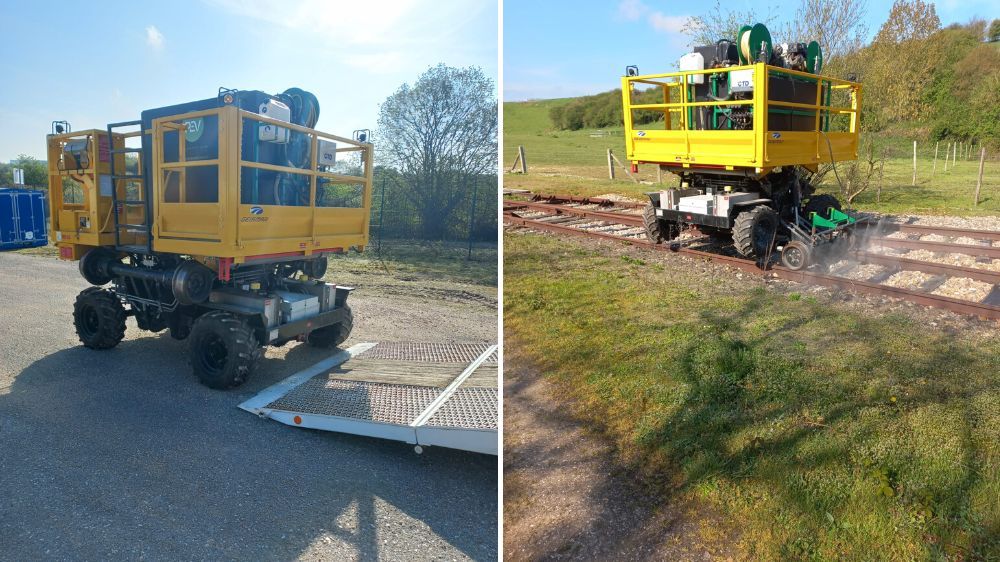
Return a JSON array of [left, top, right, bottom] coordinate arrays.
[[546, 0, 1000, 148]]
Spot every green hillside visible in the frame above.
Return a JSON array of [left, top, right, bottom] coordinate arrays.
[[503, 99, 628, 169]]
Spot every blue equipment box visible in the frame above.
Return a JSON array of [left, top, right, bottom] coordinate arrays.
[[0, 187, 48, 251]]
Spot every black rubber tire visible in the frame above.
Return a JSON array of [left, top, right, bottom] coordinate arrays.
[[189, 311, 261, 389], [803, 194, 842, 221], [73, 287, 127, 349], [307, 305, 353, 349], [78, 248, 117, 286], [732, 205, 779, 258], [781, 241, 811, 270], [302, 256, 328, 279], [642, 204, 677, 244]]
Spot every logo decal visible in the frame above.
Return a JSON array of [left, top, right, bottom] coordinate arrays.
[[771, 132, 782, 139], [250, 206, 264, 215], [183, 118, 204, 143], [637, 131, 647, 137]]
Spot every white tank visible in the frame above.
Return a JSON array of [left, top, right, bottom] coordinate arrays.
[[679, 52, 705, 84]]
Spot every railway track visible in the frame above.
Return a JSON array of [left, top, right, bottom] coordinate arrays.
[[504, 194, 1000, 321]]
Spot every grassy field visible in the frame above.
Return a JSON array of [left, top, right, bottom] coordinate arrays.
[[503, 99, 1000, 216], [505, 231, 1000, 560]]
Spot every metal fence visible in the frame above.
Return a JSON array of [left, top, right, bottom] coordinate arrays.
[[368, 172, 498, 261]]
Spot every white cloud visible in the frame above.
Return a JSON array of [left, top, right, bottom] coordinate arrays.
[[617, 0, 648, 21], [648, 13, 687, 34], [145, 25, 164, 52]]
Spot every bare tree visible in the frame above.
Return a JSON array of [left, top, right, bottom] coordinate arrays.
[[782, 0, 869, 60], [681, 0, 777, 47], [376, 64, 497, 240]]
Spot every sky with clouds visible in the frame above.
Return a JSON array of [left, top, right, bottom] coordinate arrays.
[[0, 0, 498, 160], [504, 0, 997, 101]]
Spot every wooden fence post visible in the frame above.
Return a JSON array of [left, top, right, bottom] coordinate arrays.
[[933, 141, 938, 176], [975, 147, 986, 206], [912, 140, 917, 186], [944, 143, 949, 172], [877, 147, 887, 205], [657, 165, 662, 184], [953, 142, 957, 168], [518, 145, 527, 174], [607, 148, 615, 180]]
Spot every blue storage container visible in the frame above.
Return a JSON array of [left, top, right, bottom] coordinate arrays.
[[0, 187, 48, 251]]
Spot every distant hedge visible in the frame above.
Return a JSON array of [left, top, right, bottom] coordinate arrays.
[[548, 89, 663, 130]]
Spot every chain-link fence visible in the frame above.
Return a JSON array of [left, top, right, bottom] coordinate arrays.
[[366, 171, 498, 280]]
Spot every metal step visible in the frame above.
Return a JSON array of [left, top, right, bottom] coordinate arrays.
[[110, 148, 142, 154], [118, 223, 149, 230], [111, 175, 143, 180]]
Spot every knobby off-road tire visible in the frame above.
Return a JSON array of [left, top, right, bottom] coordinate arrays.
[[642, 204, 677, 244], [732, 205, 778, 258], [307, 305, 353, 349], [189, 311, 261, 389], [73, 287, 127, 350]]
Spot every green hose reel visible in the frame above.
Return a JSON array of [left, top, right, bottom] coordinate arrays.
[[737, 23, 773, 65]]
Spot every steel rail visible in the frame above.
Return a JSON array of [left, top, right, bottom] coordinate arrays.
[[856, 251, 1000, 285], [867, 236, 1000, 259], [505, 210, 1000, 320]]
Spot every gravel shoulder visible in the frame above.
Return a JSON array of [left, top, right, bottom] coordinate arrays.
[[0, 252, 498, 561]]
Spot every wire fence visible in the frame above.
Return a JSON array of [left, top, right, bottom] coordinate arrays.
[[368, 172, 498, 263]]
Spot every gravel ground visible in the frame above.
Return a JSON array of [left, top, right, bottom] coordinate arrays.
[[0, 252, 498, 561]]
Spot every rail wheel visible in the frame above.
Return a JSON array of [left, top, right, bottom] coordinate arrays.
[[302, 256, 328, 279], [189, 311, 261, 389], [307, 305, 353, 349], [73, 287, 127, 349], [78, 248, 117, 286], [733, 205, 778, 258], [780, 241, 811, 270], [642, 204, 677, 244]]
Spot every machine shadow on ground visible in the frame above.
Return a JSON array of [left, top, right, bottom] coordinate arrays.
[[0, 333, 497, 560]]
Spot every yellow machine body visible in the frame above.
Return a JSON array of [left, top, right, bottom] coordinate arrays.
[[47, 105, 373, 268], [621, 63, 861, 175]]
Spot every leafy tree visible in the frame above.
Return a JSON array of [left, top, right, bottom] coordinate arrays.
[[989, 19, 1000, 42], [11, 154, 48, 188], [375, 64, 497, 240], [873, 0, 940, 43]]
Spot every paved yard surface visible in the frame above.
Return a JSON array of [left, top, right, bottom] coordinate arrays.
[[0, 252, 498, 561]]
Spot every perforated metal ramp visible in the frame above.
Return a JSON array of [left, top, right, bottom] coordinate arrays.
[[239, 342, 498, 455]]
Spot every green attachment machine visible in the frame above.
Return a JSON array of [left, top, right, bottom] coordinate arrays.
[[810, 207, 856, 230]]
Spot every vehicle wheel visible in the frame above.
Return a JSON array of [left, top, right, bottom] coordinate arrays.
[[642, 204, 677, 244], [172, 261, 214, 305], [733, 205, 778, 258], [73, 287, 127, 349], [803, 194, 842, 221], [189, 311, 261, 389], [302, 256, 328, 279], [78, 248, 118, 286], [307, 305, 353, 348], [781, 241, 811, 270]]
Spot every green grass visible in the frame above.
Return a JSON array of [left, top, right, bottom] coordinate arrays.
[[504, 99, 1000, 215], [504, 231, 1000, 560], [341, 240, 497, 286]]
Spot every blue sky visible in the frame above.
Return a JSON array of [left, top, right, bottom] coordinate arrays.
[[0, 0, 498, 161], [504, 0, 997, 101]]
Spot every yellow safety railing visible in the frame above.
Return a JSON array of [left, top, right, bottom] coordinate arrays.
[[621, 63, 861, 171]]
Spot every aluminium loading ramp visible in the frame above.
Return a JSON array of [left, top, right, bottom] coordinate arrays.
[[239, 342, 498, 455]]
